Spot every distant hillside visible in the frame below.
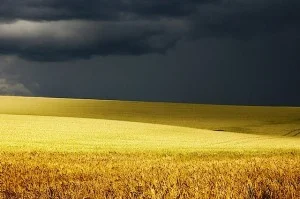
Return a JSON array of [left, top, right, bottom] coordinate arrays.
[[0, 96, 299, 136]]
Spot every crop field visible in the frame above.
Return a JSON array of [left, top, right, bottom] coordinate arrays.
[[0, 96, 299, 198]]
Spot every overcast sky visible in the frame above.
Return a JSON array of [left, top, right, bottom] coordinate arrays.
[[0, 0, 299, 105]]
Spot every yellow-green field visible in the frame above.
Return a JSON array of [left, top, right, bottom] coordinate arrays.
[[0, 96, 299, 198]]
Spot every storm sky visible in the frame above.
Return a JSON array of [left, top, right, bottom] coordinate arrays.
[[0, 0, 299, 105]]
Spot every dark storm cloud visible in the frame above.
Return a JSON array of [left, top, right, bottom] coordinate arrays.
[[0, 0, 299, 61], [0, 0, 299, 105], [190, 0, 300, 39], [0, 20, 188, 61], [0, 0, 121, 22], [0, 0, 217, 22], [0, 0, 213, 61]]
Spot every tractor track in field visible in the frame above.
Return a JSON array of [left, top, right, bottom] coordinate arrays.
[[283, 129, 300, 137], [207, 134, 279, 147]]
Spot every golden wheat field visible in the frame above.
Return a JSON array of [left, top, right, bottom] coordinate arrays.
[[0, 96, 299, 198]]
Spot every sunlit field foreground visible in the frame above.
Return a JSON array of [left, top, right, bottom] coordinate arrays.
[[0, 96, 299, 198]]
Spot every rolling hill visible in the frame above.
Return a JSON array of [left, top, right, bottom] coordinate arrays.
[[0, 96, 299, 152]]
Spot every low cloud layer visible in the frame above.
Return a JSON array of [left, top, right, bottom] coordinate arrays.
[[0, 56, 35, 96], [0, 78, 32, 96]]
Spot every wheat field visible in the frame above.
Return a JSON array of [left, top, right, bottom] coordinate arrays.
[[0, 96, 299, 198]]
